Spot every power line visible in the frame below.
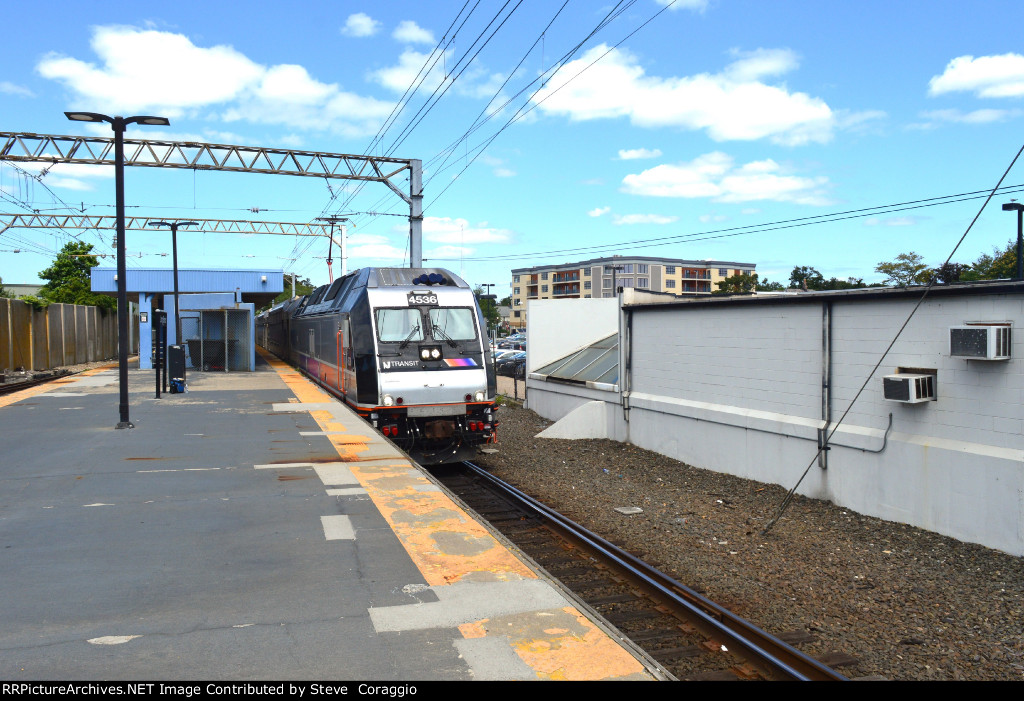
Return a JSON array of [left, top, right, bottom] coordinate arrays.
[[762, 141, 1024, 534], [422, 183, 1024, 263]]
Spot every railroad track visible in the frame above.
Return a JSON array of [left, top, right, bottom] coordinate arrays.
[[436, 461, 854, 681]]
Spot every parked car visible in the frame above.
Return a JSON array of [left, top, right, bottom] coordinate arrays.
[[496, 351, 526, 376]]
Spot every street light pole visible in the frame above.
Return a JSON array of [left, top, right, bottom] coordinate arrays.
[[149, 220, 198, 370], [65, 112, 169, 429], [1001, 202, 1024, 280], [480, 283, 495, 343]]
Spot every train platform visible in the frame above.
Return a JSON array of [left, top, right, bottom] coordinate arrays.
[[0, 352, 664, 682]]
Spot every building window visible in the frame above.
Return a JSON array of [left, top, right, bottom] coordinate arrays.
[[603, 278, 612, 288], [666, 279, 676, 288], [583, 268, 590, 276], [603, 292, 613, 298], [584, 280, 591, 289], [513, 287, 520, 295], [541, 285, 548, 293], [637, 264, 648, 274], [513, 275, 520, 282], [637, 278, 649, 288], [665, 266, 676, 274], [514, 299, 521, 306], [620, 278, 634, 287], [584, 294, 591, 298], [514, 310, 520, 317], [541, 272, 548, 280]]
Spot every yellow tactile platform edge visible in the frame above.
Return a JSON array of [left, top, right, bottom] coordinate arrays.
[[260, 348, 655, 681], [0, 363, 117, 409]]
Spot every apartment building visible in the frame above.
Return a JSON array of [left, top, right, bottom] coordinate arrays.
[[508, 256, 756, 327]]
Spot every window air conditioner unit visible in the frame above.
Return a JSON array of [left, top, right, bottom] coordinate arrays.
[[949, 325, 1011, 360], [883, 374, 936, 403]]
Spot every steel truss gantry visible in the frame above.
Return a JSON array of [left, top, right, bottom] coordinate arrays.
[[0, 132, 423, 265]]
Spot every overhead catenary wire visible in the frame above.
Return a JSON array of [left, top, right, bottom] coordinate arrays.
[[421, 182, 1024, 263], [761, 140, 1024, 535]]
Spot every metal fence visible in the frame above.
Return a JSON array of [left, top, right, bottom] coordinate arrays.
[[0, 298, 123, 371], [180, 309, 252, 371]]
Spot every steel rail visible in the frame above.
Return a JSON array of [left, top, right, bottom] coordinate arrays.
[[463, 460, 847, 681]]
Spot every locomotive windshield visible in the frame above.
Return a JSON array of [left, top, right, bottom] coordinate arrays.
[[376, 308, 424, 342], [428, 308, 477, 341]]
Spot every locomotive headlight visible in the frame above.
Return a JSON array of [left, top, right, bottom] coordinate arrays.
[[430, 348, 441, 359], [474, 390, 485, 402], [382, 394, 394, 406], [419, 349, 430, 361]]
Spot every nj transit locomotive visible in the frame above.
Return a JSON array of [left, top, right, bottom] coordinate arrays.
[[256, 267, 497, 465]]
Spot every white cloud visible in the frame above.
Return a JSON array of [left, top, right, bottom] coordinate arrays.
[[393, 20, 435, 45], [588, 206, 611, 217], [929, 53, 1024, 98], [14, 160, 115, 192], [617, 148, 662, 160], [612, 213, 679, 225], [341, 13, 381, 37], [478, 153, 516, 178], [533, 45, 835, 145], [655, 0, 709, 11], [0, 81, 34, 98], [422, 216, 513, 244], [37, 25, 393, 137], [918, 108, 1020, 125], [371, 48, 446, 93], [699, 214, 728, 223], [621, 151, 830, 205]]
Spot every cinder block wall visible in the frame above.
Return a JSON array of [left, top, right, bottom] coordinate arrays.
[[625, 293, 1023, 555]]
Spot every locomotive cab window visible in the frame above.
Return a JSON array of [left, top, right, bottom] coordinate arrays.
[[376, 308, 423, 342], [428, 308, 477, 341]]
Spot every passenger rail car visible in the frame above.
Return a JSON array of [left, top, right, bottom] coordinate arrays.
[[256, 267, 498, 465]]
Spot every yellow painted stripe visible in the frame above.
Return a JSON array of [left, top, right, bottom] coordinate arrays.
[[0, 363, 117, 409], [260, 346, 651, 680]]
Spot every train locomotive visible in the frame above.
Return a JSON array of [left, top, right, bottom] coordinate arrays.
[[256, 267, 498, 465]]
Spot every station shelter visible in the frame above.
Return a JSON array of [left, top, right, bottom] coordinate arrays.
[[91, 268, 283, 371]]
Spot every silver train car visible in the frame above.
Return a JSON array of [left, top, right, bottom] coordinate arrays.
[[256, 267, 498, 465]]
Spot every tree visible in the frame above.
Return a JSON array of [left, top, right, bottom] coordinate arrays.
[[958, 240, 1018, 281], [499, 295, 511, 307], [714, 272, 759, 294], [930, 262, 971, 284], [474, 287, 500, 330], [38, 242, 115, 310], [755, 279, 786, 292], [875, 251, 931, 287], [0, 276, 11, 299], [271, 274, 315, 306], [788, 265, 824, 290]]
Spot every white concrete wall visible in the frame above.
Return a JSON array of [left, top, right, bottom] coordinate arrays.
[[524, 289, 1024, 556], [526, 298, 619, 372], [623, 292, 1024, 555]]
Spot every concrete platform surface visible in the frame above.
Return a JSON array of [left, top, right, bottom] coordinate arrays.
[[0, 354, 662, 681]]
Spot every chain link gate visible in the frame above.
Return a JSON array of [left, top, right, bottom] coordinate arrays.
[[180, 310, 252, 371]]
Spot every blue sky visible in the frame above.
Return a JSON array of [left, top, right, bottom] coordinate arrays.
[[3, 0, 1024, 296]]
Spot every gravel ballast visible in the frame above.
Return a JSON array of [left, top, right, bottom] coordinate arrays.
[[473, 400, 1024, 681]]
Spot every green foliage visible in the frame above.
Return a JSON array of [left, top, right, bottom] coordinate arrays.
[[38, 242, 115, 310], [755, 279, 786, 291], [474, 287, 500, 328], [875, 251, 931, 287], [958, 240, 1018, 281], [272, 274, 315, 306], [17, 295, 49, 310], [713, 272, 759, 294], [789, 265, 824, 289], [0, 276, 11, 299]]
